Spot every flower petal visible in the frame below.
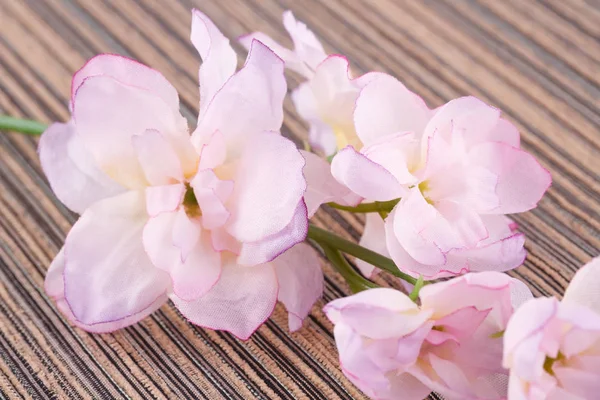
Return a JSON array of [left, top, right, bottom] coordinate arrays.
[[393, 190, 459, 265], [281, 10, 327, 72], [190, 169, 233, 230], [292, 83, 337, 155], [325, 288, 432, 339], [38, 121, 125, 214], [356, 213, 388, 278], [132, 129, 183, 185], [45, 248, 167, 333], [192, 40, 286, 153], [63, 191, 170, 326], [143, 210, 221, 301], [354, 73, 431, 146], [226, 132, 306, 243], [172, 257, 278, 340], [563, 256, 600, 315], [239, 32, 308, 77], [300, 150, 360, 217], [272, 243, 323, 331], [190, 9, 237, 117], [423, 96, 500, 148], [71, 54, 180, 114], [73, 75, 187, 189], [145, 184, 184, 217], [236, 200, 308, 266], [331, 146, 405, 201], [468, 142, 551, 214]]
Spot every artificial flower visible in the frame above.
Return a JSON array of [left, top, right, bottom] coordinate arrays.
[[332, 75, 552, 278], [239, 10, 377, 156], [325, 272, 532, 400], [503, 257, 600, 399], [40, 9, 323, 339]]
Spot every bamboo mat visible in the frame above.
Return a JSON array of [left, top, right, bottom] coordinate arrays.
[[1, 0, 599, 398]]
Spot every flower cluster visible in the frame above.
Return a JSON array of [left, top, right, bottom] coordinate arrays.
[[35, 8, 598, 400]]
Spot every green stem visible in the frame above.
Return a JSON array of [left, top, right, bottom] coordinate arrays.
[[319, 243, 378, 293], [0, 116, 47, 135], [328, 198, 400, 214], [307, 224, 419, 286], [409, 275, 425, 302]]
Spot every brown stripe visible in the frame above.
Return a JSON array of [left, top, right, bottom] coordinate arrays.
[[1, 0, 598, 399]]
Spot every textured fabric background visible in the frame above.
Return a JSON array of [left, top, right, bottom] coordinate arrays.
[[1, 0, 599, 398]]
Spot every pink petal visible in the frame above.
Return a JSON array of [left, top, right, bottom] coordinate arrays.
[[420, 271, 531, 323], [356, 213, 388, 278], [190, 169, 233, 230], [434, 306, 492, 340], [71, 54, 180, 114], [445, 231, 526, 275], [226, 132, 306, 243], [424, 96, 500, 149], [332, 324, 392, 398], [354, 73, 431, 146], [239, 32, 308, 78], [73, 75, 188, 189], [503, 297, 558, 363], [302, 56, 364, 151], [191, 40, 286, 153], [485, 118, 521, 148], [132, 129, 183, 185], [44, 248, 67, 300], [38, 121, 125, 214], [468, 142, 551, 214], [236, 200, 308, 266], [331, 146, 405, 201], [172, 207, 202, 260], [393, 189, 459, 265], [172, 258, 278, 340], [324, 288, 432, 339], [272, 243, 323, 331], [292, 84, 337, 155], [360, 132, 420, 185], [563, 257, 600, 315], [281, 11, 327, 72], [145, 184, 184, 217], [435, 200, 488, 247], [198, 130, 227, 170], [190, 9, 237, 118], [300, 150, 360, 217], [46, 248, 168, 333], [63, 191, 170, 326], [143, 210, 221, 301], [385, 373, 432, 400], [210, 227, 241, 254], [553, 367, 600, 398]]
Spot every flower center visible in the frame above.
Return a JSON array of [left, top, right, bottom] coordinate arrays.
[[182, 183, 201, 218], [543, 352, 565, 375], [418, 180, 435, 205]]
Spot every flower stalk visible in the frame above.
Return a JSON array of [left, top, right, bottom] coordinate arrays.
[[0, 116, 47, 135], [307, 224, 420, 286], [327, 199, 400, 214], [319, 243, 378, 293]]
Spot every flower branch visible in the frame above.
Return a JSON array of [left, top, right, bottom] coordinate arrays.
[[307, 224, 420, 286], [0, 115, 47, 135]]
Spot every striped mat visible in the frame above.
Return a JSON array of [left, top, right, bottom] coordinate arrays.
[[1, 0, 598, 398]]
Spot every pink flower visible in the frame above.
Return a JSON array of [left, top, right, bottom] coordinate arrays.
[[239, 11, 377, 156], [40, 10, 323, 339], [332, 75, 552, 279], [324, 272, 532, 400], [239, 11, 363, 215], [503, 257, 600, 399]]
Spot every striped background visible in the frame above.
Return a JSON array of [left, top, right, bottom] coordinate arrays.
[[1, 0, 598, 398]]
